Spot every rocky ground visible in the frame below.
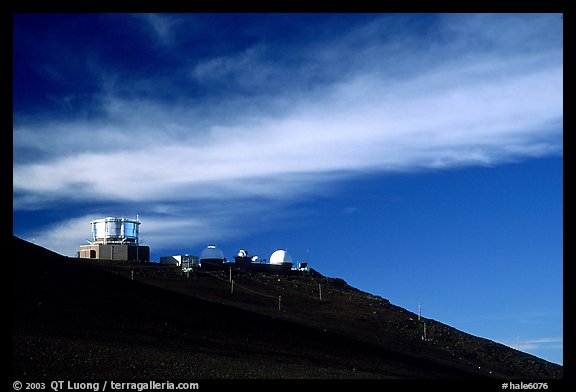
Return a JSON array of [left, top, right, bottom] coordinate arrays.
[[12, 236, 563, 382]]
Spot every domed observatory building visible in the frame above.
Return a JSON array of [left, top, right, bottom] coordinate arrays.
[[269, 249, 293, 271], [234, 249, 261, 265], [199, 245, 225, 270], [78, 217, 149, 262]]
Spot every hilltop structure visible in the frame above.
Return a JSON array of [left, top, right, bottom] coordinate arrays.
[[234, 248, 294, 273], [198, 245, 226, 270], [160, 246, 308, 274], [159, 254, 199, 270], [78, 217, 149, 262], [77, 217, 308, 273]]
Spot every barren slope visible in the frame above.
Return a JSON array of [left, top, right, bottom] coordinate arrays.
[[11, 236, 562, 379]]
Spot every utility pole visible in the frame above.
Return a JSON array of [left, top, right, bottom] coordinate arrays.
[[419, 303, 426, 341], [319, 284, 322, 301], [136, 215, 140, 262], [278, 296, 282, 311], [231, 280, 234, 294], [229, 266, 232, 283]]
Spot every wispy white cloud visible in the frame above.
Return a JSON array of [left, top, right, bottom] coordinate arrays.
[[137, 13, 182, 46], [23, 215, 101, 256], [522, 337, 563, 348], [13, 62, 562, 204], [501, 337, 563, 353], [344, 207, 358, 215], [22, 198, 306, 257]]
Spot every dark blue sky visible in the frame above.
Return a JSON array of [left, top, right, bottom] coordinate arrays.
[[13, 13, 563, 364]]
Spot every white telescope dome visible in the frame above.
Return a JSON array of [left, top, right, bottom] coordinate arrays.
[[200, 245, 224, 261], [270, 249, 292, 265]]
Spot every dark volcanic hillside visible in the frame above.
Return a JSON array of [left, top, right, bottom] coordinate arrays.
[[12, 236, 562, 379]]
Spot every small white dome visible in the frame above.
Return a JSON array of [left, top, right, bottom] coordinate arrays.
[[270, 249, 292, 265], [200, 245, 224, 261]]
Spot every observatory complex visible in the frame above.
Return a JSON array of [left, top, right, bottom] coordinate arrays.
[[161, 246, 308, 273], [78, 217, 149, 262], [77, 217, 307, 273]]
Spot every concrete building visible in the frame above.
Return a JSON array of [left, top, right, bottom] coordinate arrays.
[[79, 244, 149, 262], [160, 254, 199, 269]]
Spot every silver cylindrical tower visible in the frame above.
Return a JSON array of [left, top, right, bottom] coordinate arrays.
[[90, 217, 140, 245]]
